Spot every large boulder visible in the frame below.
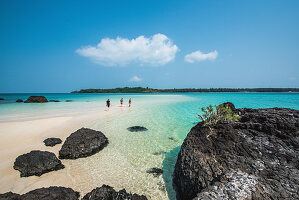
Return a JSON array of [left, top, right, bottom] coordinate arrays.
[[0, 192, 21, 200], [173, 104, 299, 200], [59, 128, 108, 159], [0, 187, 79, 200], [16, 99, 23, 102], [24, 96, 48, 103], [13, 150, 64, 177], [44, 138, 62, 147], [82, 185, 147, 200]]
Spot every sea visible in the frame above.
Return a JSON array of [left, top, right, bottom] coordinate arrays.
[[0, 92, 298, 199]]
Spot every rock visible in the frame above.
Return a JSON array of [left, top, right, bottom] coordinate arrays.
[[173, 104, 299, 200], [168, 137, 178, 142], [82, 185, 147, 200], [127, 126, 148, 132], [219, 101, 236, 112], [0, 98, 4, 100], [49, 100, 60, 102], [0, 192, 21, 200], [0, 187, 79, 200], [24, 96, 48, 103], [146, 167, 163, 177], [59, 128, 108, 159], [43, 138, 62, 147], [65, 100, 72, 102], [16, 99, 23, 102], [13, 150, 64, 177], [152, 151, 166, 156]]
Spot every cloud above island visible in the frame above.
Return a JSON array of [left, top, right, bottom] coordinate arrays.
[[185, 50, 218, 63], [129, 75, 142, 82], [76, 33, 178, 66]]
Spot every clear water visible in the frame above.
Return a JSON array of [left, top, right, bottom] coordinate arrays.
[[0, 93, 299, 199]]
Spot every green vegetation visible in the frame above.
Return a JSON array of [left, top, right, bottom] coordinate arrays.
[[197, 104, 240, 127], [71, 87, 299, 93]]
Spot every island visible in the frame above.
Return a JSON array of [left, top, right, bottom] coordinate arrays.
[[71, 87, 299, 93]]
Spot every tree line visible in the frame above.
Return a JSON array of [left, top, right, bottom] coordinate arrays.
[[71, 87, 299, 93]]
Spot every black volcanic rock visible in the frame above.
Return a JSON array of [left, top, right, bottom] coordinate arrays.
[[173, 104, 299, 200], [24, 96, 48, 103], [127, 126, 148, 132], [0, 192, 21, 200], [16, 99, 23, 102], [13, 150, 64, 177], [59, 128, 108, 159], [43, 138, 62, 147], [0, 187, 79, 200], [146, 168, 163, 177], [49, 100, 60, 102], [82, 185, 147, 200]]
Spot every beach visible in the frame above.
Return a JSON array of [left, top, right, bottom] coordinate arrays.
[[0, 93, 299, 199]]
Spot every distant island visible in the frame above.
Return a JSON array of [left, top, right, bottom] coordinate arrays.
[[71, 87, 299, 93]]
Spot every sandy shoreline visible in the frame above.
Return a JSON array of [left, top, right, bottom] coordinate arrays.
[[0, 105, 117, 195]]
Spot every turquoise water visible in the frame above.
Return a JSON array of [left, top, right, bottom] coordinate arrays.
[[0, 93, 299, 199]]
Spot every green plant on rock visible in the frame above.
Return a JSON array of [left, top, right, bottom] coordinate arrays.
[[197, 104, 240, 127]]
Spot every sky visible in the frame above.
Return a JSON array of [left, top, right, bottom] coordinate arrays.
[[0, 0, 298, 93]]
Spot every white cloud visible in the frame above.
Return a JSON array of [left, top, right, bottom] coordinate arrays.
[[130, 76, 142, 82], [76, 33, 178, 66], [185, 50, 218, 63]]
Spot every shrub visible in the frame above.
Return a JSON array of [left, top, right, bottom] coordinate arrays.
[[197, 104, 240, 127]]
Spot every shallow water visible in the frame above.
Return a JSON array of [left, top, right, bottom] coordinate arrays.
[[0, 93, 299, 199]]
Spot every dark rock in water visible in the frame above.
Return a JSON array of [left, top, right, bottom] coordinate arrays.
[[16, 99, 23, 102], [49, 100, 60, 102], [43, 137, 62, 147], [0, 187, 79, 200], [173, 104, 299, 200], [168, 137, 178, 142], [127, 126, 148, 132], [59, 127, 108, 159], [13, 150, 64, 177], [146, 167, 163, 177], [0, 98, 4, 100], [82, 185, 147, 200], [24, 96, 48, 103], [65, 100, 72, 102], [0, 192, 21, 200], [153, 151, 166, 156]]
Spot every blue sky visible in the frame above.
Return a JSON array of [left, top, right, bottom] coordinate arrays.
[[0, 0, 298, 93]]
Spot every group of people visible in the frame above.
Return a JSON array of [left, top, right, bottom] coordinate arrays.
[[106, 98, 131, 108]]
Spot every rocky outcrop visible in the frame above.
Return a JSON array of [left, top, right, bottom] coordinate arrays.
[[0, 98, 4, 100], [16, 99, 23, 102], [0, 187, 79, 200], [0, 192, 21, 200], [82, 185, 147, 200], [59, 128, 108, 159], [173, 104, 299, 200], [43, 138, 62, 147], [13, 150, 64, 177], [127, 126, 148, 132], [24, 96, 48, 103], [49, 100, 60, 102]]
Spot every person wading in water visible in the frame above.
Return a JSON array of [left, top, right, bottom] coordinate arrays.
[[106, 99, 110, 110], [129, 98, 132, 107], [120, 98, 123, 106]]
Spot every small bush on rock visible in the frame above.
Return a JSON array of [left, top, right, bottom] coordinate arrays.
[[197, 104, 240, 127]]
